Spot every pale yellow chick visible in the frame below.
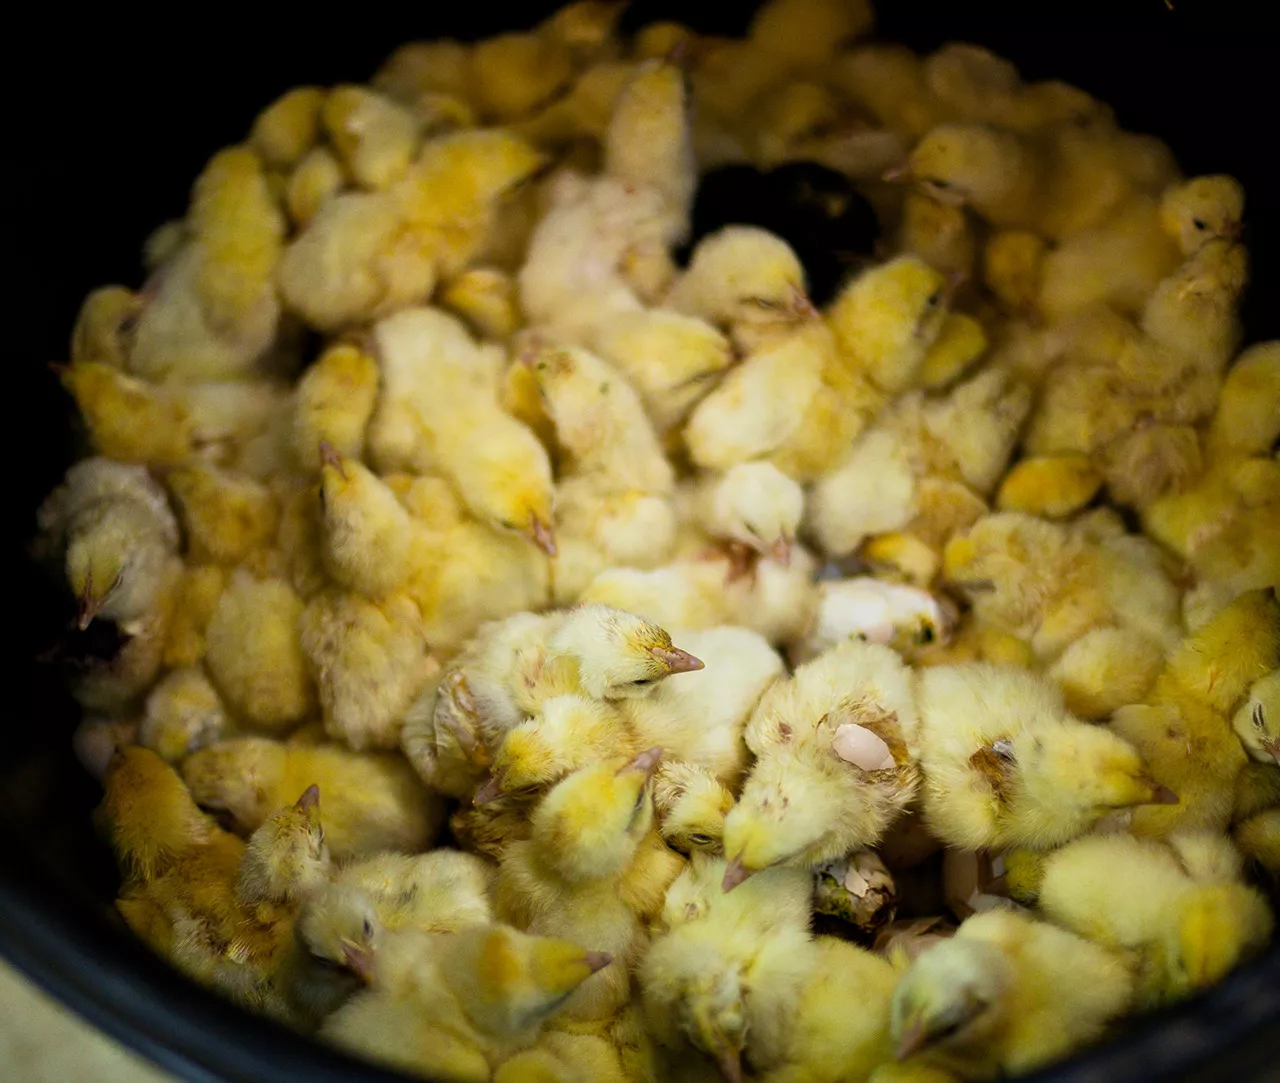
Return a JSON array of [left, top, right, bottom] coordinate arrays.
[[291, 342, 380, 467], [652, 760, 737, 856], [322, 86, 420, 191], [138, 667, 233, 763], [335, 849, 493, 933], [58, 362, 193, 466], [165, 461, 279, 570], [316, 449, 415, 599]]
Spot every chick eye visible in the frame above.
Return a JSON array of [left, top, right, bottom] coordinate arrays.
[[687, 833, 715, 846], [926, 177, 952, 190], [750, 298, 782, 311], [632, 678, 654, 686], [925, 290, 943, 307], [1254, 704, 1267, 731], [500, 519, 516, 530], [1192, 218, 1206, 230], [362, 918, 374, 938]]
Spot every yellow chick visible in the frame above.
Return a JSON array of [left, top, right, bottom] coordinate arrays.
[[291, 342, 380, 467], [165, 461, 279, 569], [1140, 239, 1248, 369], [898, 191, 977, 285], [323, 923, 610, 1081], [915, 663, 1173, 850], [592, 309, 735, 435], [468, 31, 575, 122], [943, 511, 1181, 718], [982, 230, 1045, 320], [1207, 340, 1280, 461], [373, 39, 472, 104], [131, 146, 285, 381], [182, 737, 444, 859], [322, 86, 420, 191], [441, 266, 522, 341], [284, 146, 347, 227], [495, 750, 676, 1020], [203, 572, 315, 730], [681, 461, 805, 563], [1234, 808, 1280, 878], [916, 312, 989, 390], [299, 589, 435, 751], [652, 760, 737, 856], [665, 226, 817, 353], [1037, 833, 1273, 1007], [249, 86, 325, 170], [70, 285, 144, 369], [890, 909, 1134, 1080], [369, 307, 556, 554], [1232, 670, 1280, 766], [272, 482, 329, 602], [316, 448, 415, 598], [138, 667, 233, 763], [335, 848, 493, 933], [58, 362, 193, 466], [995, 455, 1103, 519], [724, 640, 920, 887], [235, 786, 331, 908]]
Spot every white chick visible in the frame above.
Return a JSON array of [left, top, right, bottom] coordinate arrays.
[[791, 578, 952, 665]]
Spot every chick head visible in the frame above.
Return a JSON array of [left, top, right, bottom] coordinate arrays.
[[1160, 175, 1245, 255], [182, 739, 285, 829], [549, 603, 704, 699], [683, 226, 815, 330], [1232, 670, 1280, 765], [64, 502, 166, 630], [295, 882, 379, 986], [721, 753, 840, 889], [900, 123, 1026, 211], [481, 695, 610, 801], [71, 286, 143, 368], [653, 760, 735, 856], [237, 786, 331, 905], [1172, 883, 1274, 998], [1017, 723, 1174, 826], [456, 925, 611, 1034], [664, 945, 748, 1083], [530, 749, 663, 883], [710, 461, 804, 559], [891, 936, 1014, 1062], [942, 513, 1065, 633]]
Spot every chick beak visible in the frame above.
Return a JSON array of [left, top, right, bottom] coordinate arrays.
[[769, 534, 793, 567], [583, 950, 613, 974], [77, 588, 103, 631], [317, 441, 346, 479], [295, 784, 320, 811], [525, 516, 558, 557], [788, 285, 819, 320], [1224, 220, 1244, 243], [943, 269, 969, 304], [649, 646, 705, 674], [619, 747, 664, 778], [1260, 737, 1279, 765], [721, 856, 755, 893], [895, 1017, 931, 1061], [882, 162, 913, 184], [1144, 782, 1180, 806], [342, 944, 375, 984], [472, 773, 506, 806], [714, 1046, 745, 1083]]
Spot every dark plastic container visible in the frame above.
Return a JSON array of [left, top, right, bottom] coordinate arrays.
[[5, 3, 1277, 1080]]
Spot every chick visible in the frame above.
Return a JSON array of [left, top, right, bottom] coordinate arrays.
[[441, 266, 522, 341], [165, 461, 279, 570], [915, 664, 1172, 851], [58, 362, 193, 466], [369, 307, 556, 553], [724, 640, 919, 887], [995, 455, 1103, 519], [495, 750, 678, 1020], [299, 589, 434, 751], [1207, 341, 1280, 461], [323, 923, 609, 1080], [138, 667, 233, 763], [681, 461, 804, 564], [203, 572, 314, 730], [467, 31, 575, 123], [652, 760, 737, 856], [70, 286, 144, 369], [890, 909, 1134, 1080], [1037, 833, 1273, 1007], [183, 737, 443, 859], [322, 86, 420, 191], [291, 342, 380, 467], [131, 146, 284, 381], [315, 449, 415, 599], [1232, 670, 1280, 766], [916, 313, 989, 390], [982, 231, 1046, 320], [897, 191, 977, 287], [335, 849, 493, 933], [790, 577, 953, 666], [1234, 809, 1280, 878], [249, 86, 325, 169], [826, 255, 950, 395], [235, 786, 331, 908], [665, 226, 817, 353], [592, 309, 734, 435]]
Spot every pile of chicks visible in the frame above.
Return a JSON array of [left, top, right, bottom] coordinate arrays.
[[33, 0, 1279, 1080]]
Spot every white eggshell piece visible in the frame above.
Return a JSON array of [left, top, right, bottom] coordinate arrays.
[[832, 722, 896, 771]]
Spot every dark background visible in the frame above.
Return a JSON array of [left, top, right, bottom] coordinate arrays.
[[3, 2, 1277, 1080]]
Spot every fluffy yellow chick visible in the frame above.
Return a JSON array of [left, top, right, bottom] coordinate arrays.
[[592, 309, 735, 435], [995, 455, 1103, 519], [249, 87, 325, 169], [291, 342, 380, 467], [203, 572, 314, 730], [724, 640, 920, 887], [982, 230, 1045, 319], [1111, 591, 1280, 838], [890, 909, 1133, 1080], [235, 786, 331, 908], [299, 589, 435, 751], [495, 750, 676, 1020], [70, 285, 144, 369], [1234, 808, 1280, 877], [441, 266, 522, 340], [916, 312, 989, 390], [38, 469, 182, 634], [1232, 670, 1280, 766], [373, 39, 471, 103], [138, 667, 233, 763], [335, 848, 493, 933], [468, 31, 575, 122], [165, 461, 279, 569], [131, 146, 284, 381], [652, 760, 737, 856], [898, 192, 977, 286], [322, 86, 420, 191], [369, 307, 556, 553], [1038, 833, 1273, 1007], [810, 367, 1030, 559], [827, 254, 950, 394], [681, 461, 805, 563], [1207, 341, 1280, 461], [323, 923, 609, 1081], [943, 511, 1181, 717], [160, 562, 224, 666], [915, 663, 1173, 850], [58, 362, 193, 466], [316, 448, 415, 598], [182, 737, 444, 859], [1140, 239, 1248, 368], [665, 226, 817, 352], [283, 145, 345, 227]]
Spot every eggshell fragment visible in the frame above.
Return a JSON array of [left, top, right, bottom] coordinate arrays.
[[832, 722, 896, 771]]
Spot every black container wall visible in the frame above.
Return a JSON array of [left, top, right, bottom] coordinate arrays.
[[4, 2, 1278, 1080]]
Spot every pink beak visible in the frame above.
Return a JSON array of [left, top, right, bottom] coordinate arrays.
[[584, 951, 613, 974], [649, 646, 705, 674], [619, 747, 664, 777], [1145, 783, 1180, 806], [1260, 737, 1279, 765], [715, 1047, 744, 1083], [769, 534, 792, 566], [526, 516, 557, 557], [342, 944, 375, 984], [721, 856, 755, 893], [77, 590, 102, 632], [882, 162, 912, 183], [318, 440, 346, 478], [295, 784, 320, 810], [895, 1018, 930, 1061], [472, 774, 506, 806]]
